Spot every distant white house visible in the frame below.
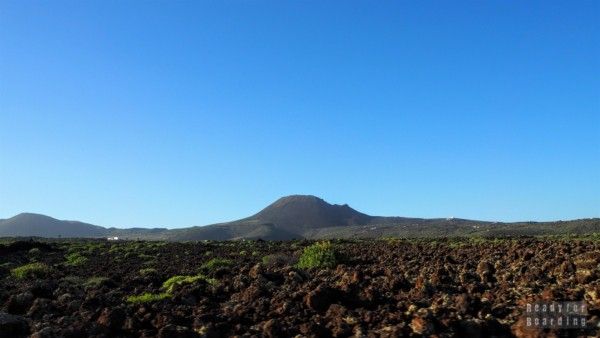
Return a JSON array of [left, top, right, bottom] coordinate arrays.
[[107, 236, 119, 241]]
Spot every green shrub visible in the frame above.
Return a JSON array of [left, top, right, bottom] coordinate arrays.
[[200, 258, 232, 271], [297, 241, 339, 269], [126, 273, 218, 304], [261, 255, 270, 264], [65, 252, 88, 266], [162, 274, 216, 293], [11, 262, 52, 279], [126, 292, 171, 304]]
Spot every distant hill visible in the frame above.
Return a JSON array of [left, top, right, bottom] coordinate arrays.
[[0, 213, 108, 238], [2, 196, 599, 240], [0, 213, 168, 239]]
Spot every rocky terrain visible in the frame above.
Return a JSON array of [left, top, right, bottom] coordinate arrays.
[[0, 237, 598, 337]]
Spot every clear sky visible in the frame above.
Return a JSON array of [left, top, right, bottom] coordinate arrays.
[[1, 1, 598, 228]]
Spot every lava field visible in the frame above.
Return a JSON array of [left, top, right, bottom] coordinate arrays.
[[0, 237, 598, 337]]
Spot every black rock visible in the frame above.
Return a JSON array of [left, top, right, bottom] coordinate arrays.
[[6, 291, 34, 314], [0, 312, 29, 338]]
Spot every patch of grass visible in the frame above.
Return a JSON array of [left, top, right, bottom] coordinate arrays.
[[126, 292, 171, 304], [11, 262, 52, 279], [297, 241, 339, 269], [65, 252, 88, 266], [201, 258, 233, 271]]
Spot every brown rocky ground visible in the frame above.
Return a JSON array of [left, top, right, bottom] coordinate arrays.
[[0, 237, 598, 337]]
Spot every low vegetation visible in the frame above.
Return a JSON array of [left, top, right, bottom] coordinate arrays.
[[139, 267, 157, 276], [127, 273, 217, 304], [126, 292, 171, 304], [162, 274, 216, 293], [296, 241, 339, 269], [200, 258, 233, 271], [10, 262, 52, 279], [65, 252, 88, 266]]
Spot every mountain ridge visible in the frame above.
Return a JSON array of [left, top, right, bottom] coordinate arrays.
[[1, 195, 599, 239]]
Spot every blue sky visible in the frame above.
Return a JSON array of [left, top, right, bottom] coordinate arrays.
[[1, 1, 598, 228]]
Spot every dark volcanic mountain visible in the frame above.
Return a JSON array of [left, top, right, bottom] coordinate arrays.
[[250, 195, 372, 230], [167, 195, 373, 240], [2, 195, 599, 240]]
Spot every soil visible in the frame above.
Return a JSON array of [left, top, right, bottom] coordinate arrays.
[[0, 238, 598, 337]]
